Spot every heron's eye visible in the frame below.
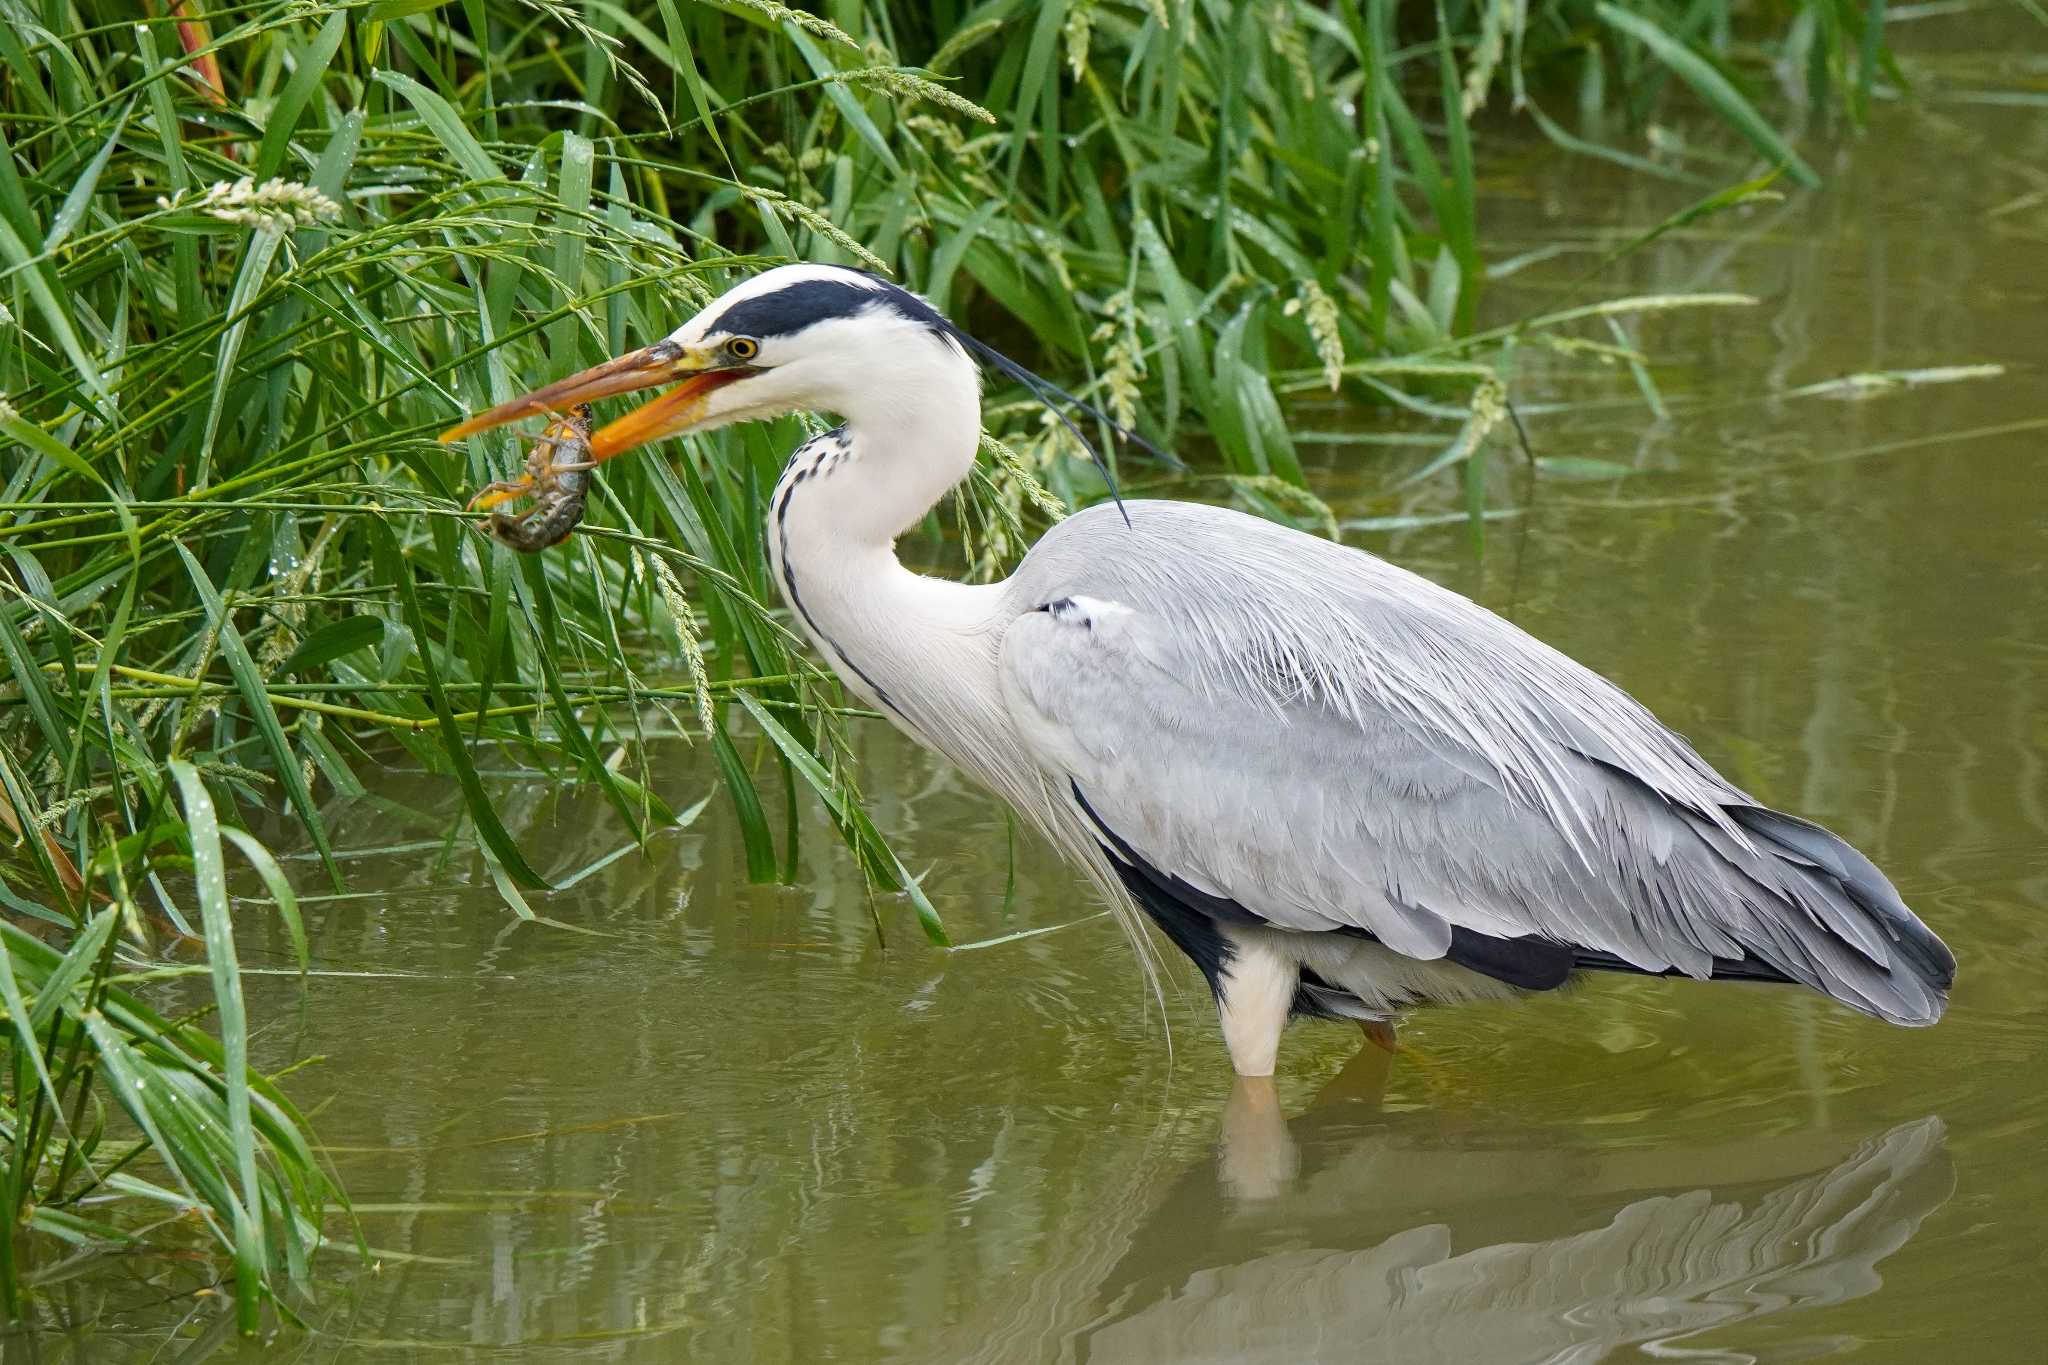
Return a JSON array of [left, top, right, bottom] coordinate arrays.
[[725, 336, 760, 362]]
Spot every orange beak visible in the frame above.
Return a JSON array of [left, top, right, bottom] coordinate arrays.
[[437, 341, 751, 460]]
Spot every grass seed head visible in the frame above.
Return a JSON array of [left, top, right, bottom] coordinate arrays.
[[1292, 283, 1346, 392], [159, 177, 342, 231]]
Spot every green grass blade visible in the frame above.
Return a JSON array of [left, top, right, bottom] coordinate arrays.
[[0, 593, 72, 772], [25, 909, 116, 1035], [253, 11, 349, 183], [1595, 3, 1820, 188], [0, 921, 77, 1164], [711, 723, 779, 884], [0, 411, 75, 477], [548, 132, 596, 361], [509, 553, 650, 839], [221, 827, 308, 973], [133, 20, 202, 337], [371, 69, 502, 184], [0, 747, 77, 907], [784, 28, 902, 177], [278, 616, 383, 675], [1434, 0, 1480, 328], [42, 98, 133, 252], [736, 691, 947, 946], [653, 0, 735, 173], [378, 523, 551, 890], [0, 128, 106, 403], [1587, 169, 1782, 277], [198, 226, 288, 486], [76, 1011, 236, 1248], [167, 759, 267, 1334], [173, 541, 340, 891]]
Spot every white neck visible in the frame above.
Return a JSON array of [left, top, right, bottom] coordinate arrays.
[[811, 332, 982, 546], [765, 346, 1003, 757], [752, 318, 1136, 973]]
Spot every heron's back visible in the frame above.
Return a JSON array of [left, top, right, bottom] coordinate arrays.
[[1001, 500, 1953, 1024]]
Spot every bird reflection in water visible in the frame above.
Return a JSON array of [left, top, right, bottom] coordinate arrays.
[[1080, 1049, 1951, 1364]]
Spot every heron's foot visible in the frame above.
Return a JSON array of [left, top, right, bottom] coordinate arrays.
[[1311, 1036, 1396, 1109], [1363, 1021, 1469, 1106]]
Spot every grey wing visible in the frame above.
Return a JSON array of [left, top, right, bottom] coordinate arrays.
[[996, 501, 1954, 1025]]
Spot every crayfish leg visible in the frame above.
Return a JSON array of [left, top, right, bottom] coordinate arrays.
[[467, 476, 535, 512]]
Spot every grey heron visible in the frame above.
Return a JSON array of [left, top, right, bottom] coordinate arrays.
[[444, 264, 1956, 1076]]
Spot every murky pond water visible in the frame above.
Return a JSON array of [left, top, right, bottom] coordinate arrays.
[[31, 20, 2048, 1363]]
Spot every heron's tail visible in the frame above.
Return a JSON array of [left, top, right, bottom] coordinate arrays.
[[1725, 806, 1956, 1023], [1570, 804, 1955, 1026]]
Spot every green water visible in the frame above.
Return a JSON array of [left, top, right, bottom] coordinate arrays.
[[32, 24, 2048, 1364]]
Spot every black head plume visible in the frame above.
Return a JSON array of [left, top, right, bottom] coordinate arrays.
[[846, 269, 1177, 530], [972, 328, 1217, 531], [951, 331, 1139, 528]]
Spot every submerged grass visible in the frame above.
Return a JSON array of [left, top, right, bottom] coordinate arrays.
[[0, 0, 1919, 1330]]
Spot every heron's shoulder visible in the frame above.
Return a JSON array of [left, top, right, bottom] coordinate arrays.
[[1013, 498, 1402, 602], [1047, 497, 1337, 545], [1004, 495, 1748, 820]]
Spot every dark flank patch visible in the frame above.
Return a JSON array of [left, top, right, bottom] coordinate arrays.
[[1104, 855, 1237, 1000], [1569, 947, 1796, 983], [1068, 782, 1764, 1007], [1072, 783, 1248, 1000], [1074, 779, 1569, 1009], [1443, 927, 1576, 991]]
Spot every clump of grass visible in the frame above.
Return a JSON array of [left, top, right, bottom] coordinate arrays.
[[0, 0, 1899, 1328]]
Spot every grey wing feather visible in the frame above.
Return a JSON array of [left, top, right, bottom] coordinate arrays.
[[997, 501, 1954, 1025]]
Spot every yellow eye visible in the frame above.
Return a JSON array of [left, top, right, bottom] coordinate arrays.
[[726, 336, 759, 361]]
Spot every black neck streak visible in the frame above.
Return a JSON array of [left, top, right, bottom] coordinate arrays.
[[772, 429, 904, 719]]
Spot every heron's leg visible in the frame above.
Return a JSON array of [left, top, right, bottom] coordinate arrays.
[[1216, 929, 1297, 1078], [1361, 1018, 1398, 1053], [1311, 1036, 1396, 1109], [1219, 1075, 1299, 1201]]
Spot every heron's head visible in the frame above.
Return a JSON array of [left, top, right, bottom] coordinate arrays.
[[440, 264, 977, 459]]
